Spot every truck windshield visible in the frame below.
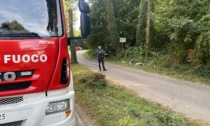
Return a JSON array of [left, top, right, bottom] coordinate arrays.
[[0, 0, 63, 38]]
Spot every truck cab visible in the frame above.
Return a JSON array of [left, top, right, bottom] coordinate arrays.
[[0, 0, 75, 125]]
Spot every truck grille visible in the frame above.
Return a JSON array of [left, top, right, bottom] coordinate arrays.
[[0, 96, 23, 106], [0, 120, 23, 126], [0, 82, 31, 91]]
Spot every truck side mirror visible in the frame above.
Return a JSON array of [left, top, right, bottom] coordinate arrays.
[[80, 13, 90, 37], [79, 0, 90, 13], [78, 0, 90, 38]]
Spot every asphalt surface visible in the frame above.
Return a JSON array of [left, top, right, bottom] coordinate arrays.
[[76, 50, 210, 125]]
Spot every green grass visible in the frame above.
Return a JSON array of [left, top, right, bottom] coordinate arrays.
[[72, 64, 201, 126]]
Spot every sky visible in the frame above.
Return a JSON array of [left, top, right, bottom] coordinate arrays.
[[0, 0, 50, 35], [75, 8, 80, 30]]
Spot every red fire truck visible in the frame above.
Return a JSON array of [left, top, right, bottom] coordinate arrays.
[[0, 0, 89, 125]]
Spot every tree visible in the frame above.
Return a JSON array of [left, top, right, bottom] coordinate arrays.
[[106, 0, 119, 54], [63, 0, 78, 63], [114, 0, 140, 47], [154, 0, 210, 65], [86, 0, 141, 53], [145, 0, 151, 58], [63, 0, 78, 35], [136, 0, 147, 47], [1, 20, 27, 31], [69, 9, 78, 63], [86, 0, 108, 49]]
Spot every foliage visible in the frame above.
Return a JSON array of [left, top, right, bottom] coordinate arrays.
[[86, 49, 97, 58], [78, 72, 107, 88], [120, 47, 145, 62], [197, 65, 210, 79], [154, 0, 210, 66], [63, 0, 78, 63], [1, 20, 27, 31], [136, 0, 147, 47], [63, 0, 78, 36], [86, 0, 141, 53], [106, 0, 119, 54], [115, 0, 140, 46], [86, 0, 210, 72], [86, 0, 108, 49], [74, 40, 87, 49]]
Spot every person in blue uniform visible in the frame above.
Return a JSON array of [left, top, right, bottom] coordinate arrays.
[[96, 46, 107, 71]]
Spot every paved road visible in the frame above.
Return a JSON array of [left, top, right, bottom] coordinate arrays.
[[77, 50, 210, 125]]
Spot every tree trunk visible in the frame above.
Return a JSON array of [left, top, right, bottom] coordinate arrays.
[[106, 0, 119, 54], [68, 9, 78, 63], [145, 0, 150, 59]]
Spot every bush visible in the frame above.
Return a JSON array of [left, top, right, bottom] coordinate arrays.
[[79, 72, 107, 88], [197, 65, 210, 78], [120, 47, 145, 63], [86, 50, 97, 58]]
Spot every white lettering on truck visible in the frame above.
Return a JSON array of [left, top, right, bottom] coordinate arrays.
[[4, 54, 48, 64]]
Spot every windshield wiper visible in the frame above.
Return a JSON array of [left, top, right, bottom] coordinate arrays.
[[0, 32, 41, 38]]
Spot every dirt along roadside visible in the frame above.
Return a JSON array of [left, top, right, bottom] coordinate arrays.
[[76, 50, 210, 125], [75, 103, 97, 126]]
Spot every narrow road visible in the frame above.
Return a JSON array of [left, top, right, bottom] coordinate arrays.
[[77, 50, 210, 125]]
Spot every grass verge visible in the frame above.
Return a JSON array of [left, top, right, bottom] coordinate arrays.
[[72, 64, 201, 126]]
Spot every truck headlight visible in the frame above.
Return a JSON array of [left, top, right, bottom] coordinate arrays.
[[46, 99, 69, 115]]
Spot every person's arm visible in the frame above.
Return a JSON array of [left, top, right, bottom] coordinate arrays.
[[96, 50, 98, 57], [102, 50, 105, 58]]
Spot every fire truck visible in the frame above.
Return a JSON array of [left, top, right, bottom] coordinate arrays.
[[0, 0, 90, 125]]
